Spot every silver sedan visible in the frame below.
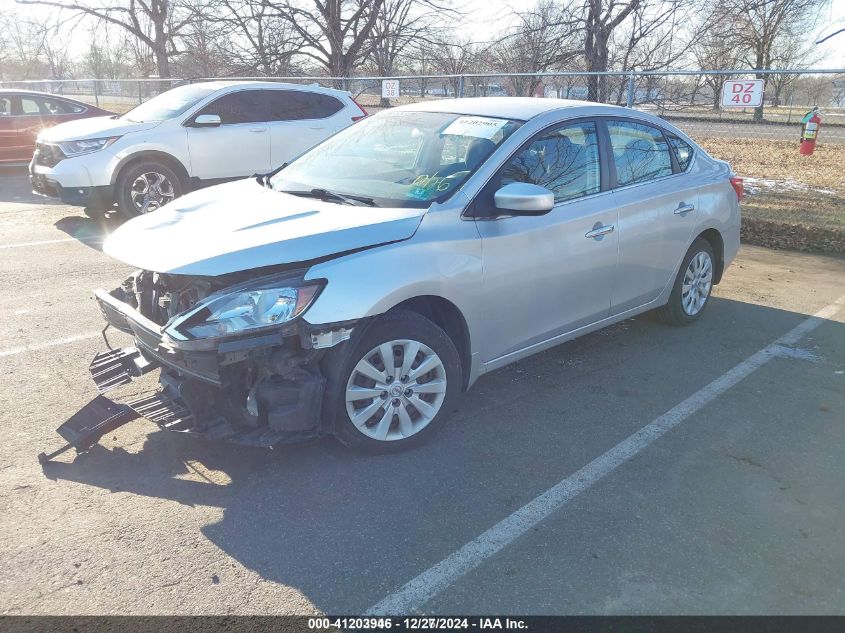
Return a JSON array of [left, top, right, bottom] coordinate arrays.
[[66, 97, 742, 456]]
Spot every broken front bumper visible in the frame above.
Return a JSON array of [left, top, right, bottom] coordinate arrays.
[[39, 290, 338, 462]]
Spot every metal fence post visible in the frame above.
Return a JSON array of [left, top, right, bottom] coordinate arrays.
[[138, 81, 143, 104], [458, 75, 465, 98], [626, 72, 636, 107], [93, 79, 99, 107]]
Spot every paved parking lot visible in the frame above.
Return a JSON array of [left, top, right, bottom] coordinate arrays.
[[1, 167, 844, 615]]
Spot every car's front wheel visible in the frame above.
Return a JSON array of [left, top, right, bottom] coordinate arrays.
[[326, 310, 461, 452], [658, 237, 715, 326], [116, 161, 183, 219]]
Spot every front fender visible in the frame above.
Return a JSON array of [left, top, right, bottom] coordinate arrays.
[[303, 212, 483, 329]]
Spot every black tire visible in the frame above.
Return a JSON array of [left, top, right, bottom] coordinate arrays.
[[115, 160, 183, 219], [323, 310, 461, 453], [657, 237, 715, 326]]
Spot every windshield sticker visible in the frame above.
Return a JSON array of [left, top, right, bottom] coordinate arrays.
[[408, 175, 453, 199], [442, 116, 507, 139]]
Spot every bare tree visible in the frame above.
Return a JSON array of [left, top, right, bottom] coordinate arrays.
[[606, 0, 688, 106], [37, 16, 76, 79], [175, 15, 227, 77], [83, 29, 132, 78], [583, 0, 640, 101], [0, 13, 48, 79], [15, 0, 197, 78], [202, 0, 303, 76], [690, 0, 748, 109], [367, 0, 447, 78], [491, 1, 580, 97], [261, 0, 386, 80], [429, 35, 477, 96], [720, 0, 828, 119]]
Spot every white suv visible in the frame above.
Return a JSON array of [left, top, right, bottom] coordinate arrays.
[[29, 81, 366, 217]]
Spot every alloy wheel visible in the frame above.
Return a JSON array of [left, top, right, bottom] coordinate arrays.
[[681, 251, 713, 316], [345, 339, 447, 441], [130, 171, 175, 214]]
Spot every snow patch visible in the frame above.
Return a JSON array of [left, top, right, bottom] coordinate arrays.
[[743, 177, 838, 196]]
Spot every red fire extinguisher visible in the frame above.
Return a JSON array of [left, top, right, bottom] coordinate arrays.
[[799, 107, 821, 156]]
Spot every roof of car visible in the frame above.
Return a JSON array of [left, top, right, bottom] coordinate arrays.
[[190, 80, 347, 95], [0, 88, 84, 98], [393, 97, 627, 120]]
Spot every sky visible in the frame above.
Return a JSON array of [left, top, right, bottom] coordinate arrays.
[[456, 0, 845, 69], [3, 0, 845, 72]]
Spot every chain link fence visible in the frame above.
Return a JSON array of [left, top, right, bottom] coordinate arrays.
[[3, 69, 843, 242], [3, 69, 844, 142]]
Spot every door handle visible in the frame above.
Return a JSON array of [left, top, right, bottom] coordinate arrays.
[[249, 128, 266, 133], [585, 224, 615, 239], [674, 203, 695, 215]]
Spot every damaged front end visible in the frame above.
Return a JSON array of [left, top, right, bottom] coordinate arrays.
[[39, 269, 353, 462]]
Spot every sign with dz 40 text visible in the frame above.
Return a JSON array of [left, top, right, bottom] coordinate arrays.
[[381, 79, 400, 99], [721, 79, 764, 108]]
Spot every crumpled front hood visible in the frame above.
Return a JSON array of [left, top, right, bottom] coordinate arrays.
[[38, 116, 161, 142], [103, 179, 427, 276]]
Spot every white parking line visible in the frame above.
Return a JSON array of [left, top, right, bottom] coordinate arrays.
[[0, 238, 77, 249], [0, 332, 102, 358], [367, 294, 845, 615]]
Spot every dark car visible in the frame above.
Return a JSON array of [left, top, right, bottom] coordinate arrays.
[[0, 90, 113, 164]]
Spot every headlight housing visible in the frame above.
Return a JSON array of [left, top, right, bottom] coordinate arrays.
[[164, 277, 323, 341], [58, 136, 121, 157]]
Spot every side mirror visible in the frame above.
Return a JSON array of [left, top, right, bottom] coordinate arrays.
[[494, 182, 555, 216], [192, 114, 221, 128]]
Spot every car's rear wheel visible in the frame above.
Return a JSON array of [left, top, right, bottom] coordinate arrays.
[[657, 237, 715, 326], [116, 161, 183, 219], [326, 310, 461, 452]]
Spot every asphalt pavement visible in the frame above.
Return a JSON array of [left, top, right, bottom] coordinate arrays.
[[0, 168, 844, 615]]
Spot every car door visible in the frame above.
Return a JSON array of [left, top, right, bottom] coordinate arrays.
[[604, 119, 699, 314], [264, 89, 345, 167], [0, 95, 44, 162], [474, 119, 618, 363], [0, 95, 18, 163], [186, 89, 270, 179]]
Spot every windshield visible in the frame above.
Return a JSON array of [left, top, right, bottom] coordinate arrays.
[[270, 110, 522, 208], [120, 84, 218, 122]]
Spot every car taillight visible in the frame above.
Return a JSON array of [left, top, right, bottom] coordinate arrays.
[[351, 97, 368, 122], [730, 176, 743, 201]]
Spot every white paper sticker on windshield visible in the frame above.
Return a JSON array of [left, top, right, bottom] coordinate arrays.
[[442, 116, 507, 139]]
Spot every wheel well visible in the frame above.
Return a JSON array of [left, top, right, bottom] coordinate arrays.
[[112, 151, 190, 189], [390, 296, 472, 390], [697, 228, 725, 284]]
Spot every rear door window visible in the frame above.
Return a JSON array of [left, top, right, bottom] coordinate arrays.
[[667, 134, 694, 171], [21, 97, 41, 115], [265, 90, 344, 121], [607, 120, 673, 186], [42, 98, 85, 114], [501, 120, 601, 203]]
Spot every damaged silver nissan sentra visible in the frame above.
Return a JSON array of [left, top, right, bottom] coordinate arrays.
[[40, 97, 741, 461]]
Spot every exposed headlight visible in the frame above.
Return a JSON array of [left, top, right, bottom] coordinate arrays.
[[58, 136, 121, 157], [164, 279, 323, 341]]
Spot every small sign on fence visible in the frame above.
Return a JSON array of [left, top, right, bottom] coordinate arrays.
[[381, 79, 400, 99], [721, 79, 764, 108]]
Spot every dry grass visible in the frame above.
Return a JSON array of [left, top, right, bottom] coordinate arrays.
[[699, 137, 845, 230]]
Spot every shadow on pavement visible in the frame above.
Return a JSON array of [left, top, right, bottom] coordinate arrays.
[[0, 166, 44, 205], [37, 296, 845, 613], [55, 214, 122, 251]]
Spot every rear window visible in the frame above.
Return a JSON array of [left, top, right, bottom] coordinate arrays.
[[607, 120, 673, 186], [265, 90, 344, 121], [667, 134, 694, 171]]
